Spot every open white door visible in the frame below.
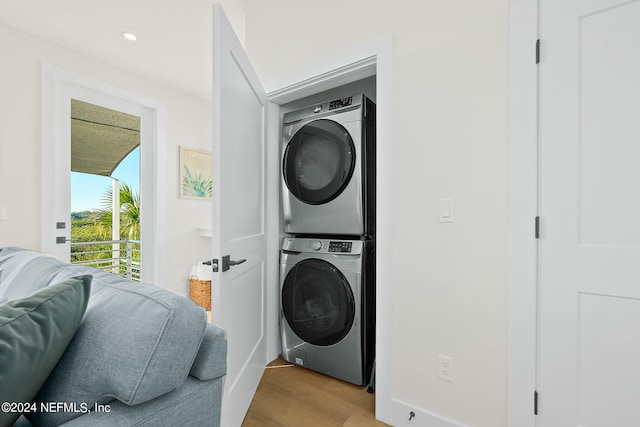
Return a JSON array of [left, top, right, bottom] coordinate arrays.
[[211, 4, 268, 426]]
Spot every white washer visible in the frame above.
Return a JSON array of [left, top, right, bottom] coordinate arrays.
[[280, 237, 375, 385], [281, 94, 375, 237]]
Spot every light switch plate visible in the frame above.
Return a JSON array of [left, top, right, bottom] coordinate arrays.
[[0, 130, 4, 170], [438, 198, 454, 223]]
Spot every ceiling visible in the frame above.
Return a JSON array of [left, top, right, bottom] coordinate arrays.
[[0, 0, 247, 101]]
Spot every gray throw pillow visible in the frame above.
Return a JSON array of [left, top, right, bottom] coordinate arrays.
[[0, 275, 92, 427]]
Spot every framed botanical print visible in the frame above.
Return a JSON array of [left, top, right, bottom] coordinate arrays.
[[180, 146, 213, 200]]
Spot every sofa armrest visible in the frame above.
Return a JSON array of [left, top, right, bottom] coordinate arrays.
[[189, 323, 227, 381]]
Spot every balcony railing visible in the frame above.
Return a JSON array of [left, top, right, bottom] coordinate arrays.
[[70, 240, 141, 281]]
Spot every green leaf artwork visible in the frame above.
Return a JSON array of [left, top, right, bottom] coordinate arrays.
[[180, 146, 213, 199], [182, 165, 213, 198]]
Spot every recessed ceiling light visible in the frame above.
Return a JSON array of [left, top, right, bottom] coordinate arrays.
[[122, 32, 137, 42]]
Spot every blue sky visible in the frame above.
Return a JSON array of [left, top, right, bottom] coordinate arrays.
[[71, 147, 140, 212]]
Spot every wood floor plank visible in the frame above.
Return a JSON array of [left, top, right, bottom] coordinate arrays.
[[242, 359, 390, 427]]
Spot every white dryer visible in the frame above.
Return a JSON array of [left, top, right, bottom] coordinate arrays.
[[281, 94, 376, 237], [280, 237, 375, 385]]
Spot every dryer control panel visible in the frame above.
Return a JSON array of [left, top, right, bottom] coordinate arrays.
[[282, 93, 364, 125], [329, 96, 353, 111]]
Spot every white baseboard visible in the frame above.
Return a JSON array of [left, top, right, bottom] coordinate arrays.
[[391, 399, 470, 427]]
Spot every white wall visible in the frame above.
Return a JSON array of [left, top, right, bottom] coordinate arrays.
[[0, 23, 212, 297], [241, 1, 509, 426]]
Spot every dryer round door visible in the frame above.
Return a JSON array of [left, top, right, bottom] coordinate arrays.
[[282, 258, 355, 346], [283, 119, 355, 205]]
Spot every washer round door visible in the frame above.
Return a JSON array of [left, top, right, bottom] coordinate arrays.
[[283, 119, 355, 205], [282, 258, 355, 346]]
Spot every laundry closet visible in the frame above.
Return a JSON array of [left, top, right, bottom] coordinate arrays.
[[210, 5, 391, 423], [277, 77, 377, 386]]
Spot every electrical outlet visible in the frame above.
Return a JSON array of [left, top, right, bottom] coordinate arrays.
[[437, 354, 454, 382]]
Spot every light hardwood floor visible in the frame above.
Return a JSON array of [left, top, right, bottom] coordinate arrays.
[[242, 358, 390, 427]]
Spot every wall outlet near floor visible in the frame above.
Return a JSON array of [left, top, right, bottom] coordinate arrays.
[[437, 354, 454, 382]]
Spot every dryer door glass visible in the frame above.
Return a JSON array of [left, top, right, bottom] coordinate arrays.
[[282, 259, 355, 346], [283, 119, 355, 205]]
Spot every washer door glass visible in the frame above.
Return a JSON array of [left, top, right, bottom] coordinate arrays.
[[282, 258, 355, 346], [283, 119, 355, 205]]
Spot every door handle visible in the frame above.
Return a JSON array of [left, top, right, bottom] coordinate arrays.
[[211, 255, 247, 272], [227, 258, 246, 267], [222, 255, 245, 271]]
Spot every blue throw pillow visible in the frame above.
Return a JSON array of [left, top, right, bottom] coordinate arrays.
[[0, 275, 92, 427]]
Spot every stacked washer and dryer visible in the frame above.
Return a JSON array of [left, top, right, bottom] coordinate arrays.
[[280, 94, 376, 386]]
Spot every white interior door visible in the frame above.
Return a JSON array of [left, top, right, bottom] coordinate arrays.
[[211, 4, 267, 426], [538, 0, 640, 425]]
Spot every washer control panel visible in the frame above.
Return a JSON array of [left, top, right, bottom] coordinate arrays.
[[328, 241, 353, 253], [281, 238, 364, 255]]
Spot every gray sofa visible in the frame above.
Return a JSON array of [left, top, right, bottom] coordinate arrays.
[[0, 247, 226, 427]]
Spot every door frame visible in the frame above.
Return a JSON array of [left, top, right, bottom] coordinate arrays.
[[264, 34, 394, 424], [508, 0, 538, 426], [41, 64, 166, 286]]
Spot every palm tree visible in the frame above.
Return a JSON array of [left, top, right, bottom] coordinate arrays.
[[88, 182, 142, 279], [96, 182, 140, 240]]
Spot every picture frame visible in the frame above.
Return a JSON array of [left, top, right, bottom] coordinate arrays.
[[179, 146, 213, 200]]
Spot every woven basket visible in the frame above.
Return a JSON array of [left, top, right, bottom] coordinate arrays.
[[189, 278, 211, 311]]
